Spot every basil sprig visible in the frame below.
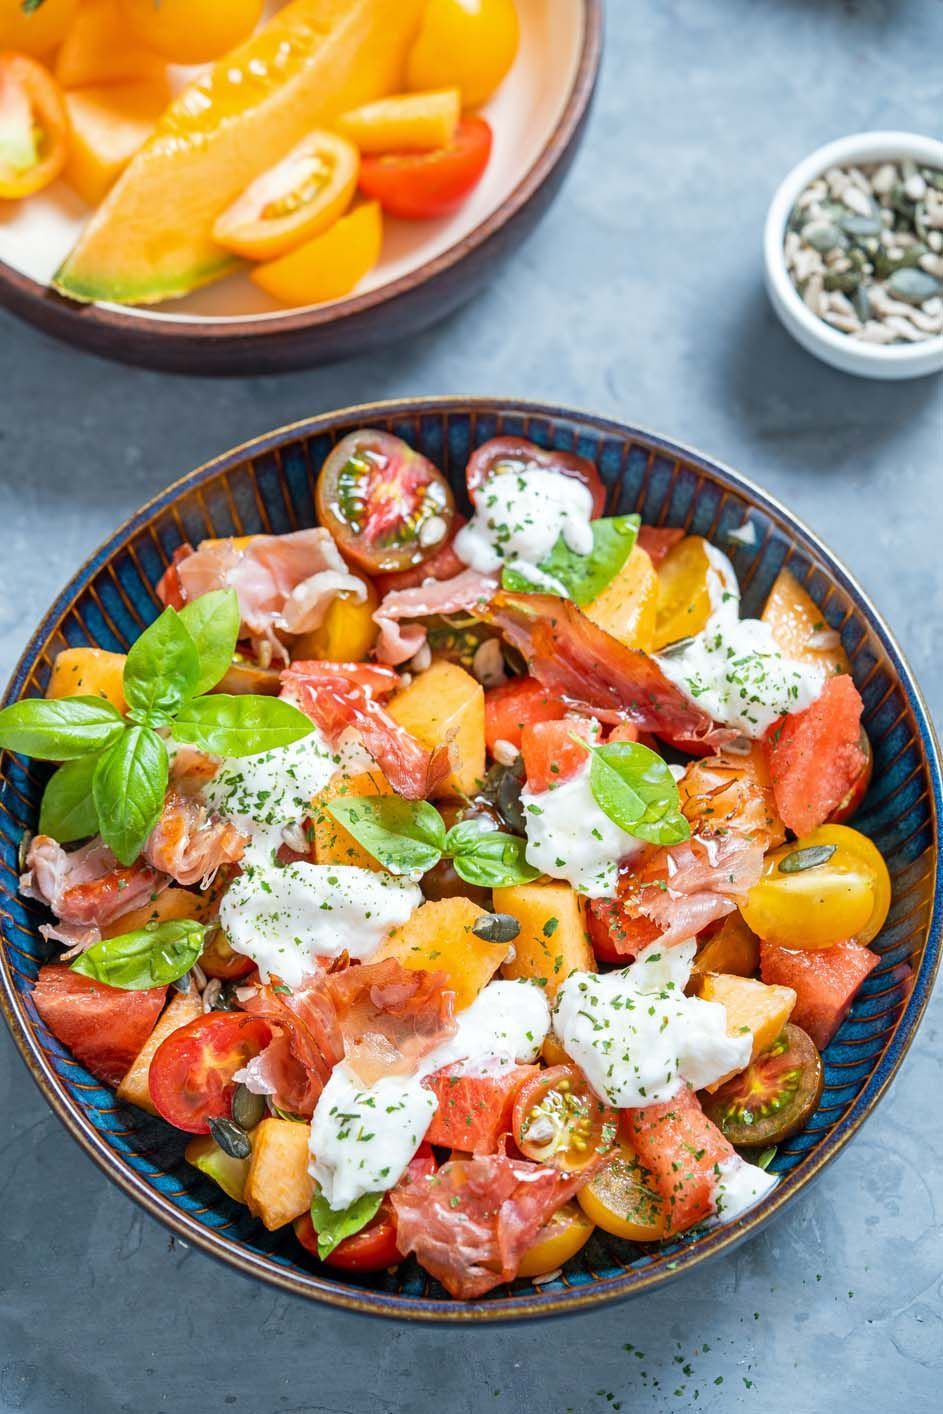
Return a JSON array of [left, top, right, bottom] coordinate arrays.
[[574, 736, 691, 846], [502, 515, 639, 604], [326, 797, 540, 888], [0, 589, 313, 865], [309, 1186, 384, 1261], [70, 919, 207, 990]]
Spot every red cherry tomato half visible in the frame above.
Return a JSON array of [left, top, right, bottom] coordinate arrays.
[[294, 1144, 437, 1272], [465, 436, 606, 519], [358, 115, 492, 219], [315, 429, 455, 575], [148, 1012, 272, 1134], [512, 1065, 618, 1172]]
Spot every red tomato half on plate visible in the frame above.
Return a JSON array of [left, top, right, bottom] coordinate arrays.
[[148, 1012, 272, 1134], [358, 116, 492, 219], [294, 1144, 437, 1272]]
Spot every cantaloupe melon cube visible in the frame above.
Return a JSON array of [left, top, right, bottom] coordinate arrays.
[[101, 887, 206, 940], [64, 80, 170, 207], [244, 1118, 314, 1230], [311, 765, 393, 870], [373, 896, 503, 1012], [690, 914, 760, 987], [55, 0, 168, 88], [697, 972, 797, 1092], [494, 882, 594, 999], [116, 991, 202, 1114], [46, 646, 127, 714], [584, 544, 658, 652], [387, 660, 485, 798]]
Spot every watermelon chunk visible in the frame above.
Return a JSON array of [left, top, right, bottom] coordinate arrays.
[[32, 965, 166, 1086], [424, 1064, 538, 1153], [759, 940, 879, 1050], [624, 1084, 734, 1235], [521, 718, 595, 794], [484, 676, 565, 754], [765, 675, 867, 836]]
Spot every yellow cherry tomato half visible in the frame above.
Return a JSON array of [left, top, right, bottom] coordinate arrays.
[[516, 1202, 594, 1279], [0, 52, 69, 199], [407, 0, 520, 110], [292, 576, 378, 662], [739, 824, 891, 951], [0, 0, 78, 57], [653, 535, 736, 651], [119, 0, 263, 66], [251, 199, 382, 308], [577, 1142, 669, 1242], [213, 130, 360, 263]]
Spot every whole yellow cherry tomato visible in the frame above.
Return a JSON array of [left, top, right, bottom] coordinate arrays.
[[291, 575, 378, 661], [0, 0, 79, 57], [739, 824, 891, 951], [516, 1202, 594, 1278], [577, 1142, 669, 1242], [407, 0, 520, 110], [119, 0, 263, 66]]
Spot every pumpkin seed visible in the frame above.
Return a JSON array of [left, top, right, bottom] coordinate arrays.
[[839, 213, 882, 239], [852, 286, 872, 323], [887, 267, 940, 305], [210, 980, 240, 1012], [778, 844, 837, 874], [17, 829, 33, 873], [472, 911, 522, 944], [824, 270, 860, 293], [802, 221, 844, 253], [232, 1083, 266, 1131], [207, 1116, 252, 1160]]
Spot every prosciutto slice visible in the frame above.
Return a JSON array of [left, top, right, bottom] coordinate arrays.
[[241, 972, 344, 1117], [282, 662, 451, 800], [143, 791, 247, 887], [158, 529, 367, 664], [324, 957, 456, 1086], [475, 591, 722, 746], [391, 1150, 604, 1299], [373, 568, 499, 666], [21, 836, 164, 950]]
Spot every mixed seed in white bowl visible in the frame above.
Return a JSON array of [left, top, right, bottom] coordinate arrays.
[[785, 159, 943, 345]]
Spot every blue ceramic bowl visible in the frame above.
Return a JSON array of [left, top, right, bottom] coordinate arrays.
[[1, 398, 939, 1322]]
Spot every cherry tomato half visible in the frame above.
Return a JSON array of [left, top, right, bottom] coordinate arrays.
[[739, 823, 891, 951], [213, 130, 360, 263], [577, 1140, 669, 1242], [0, 52, 69, 199], [512, 1064, 618, 1173], [119, 0, 263, 66], [148, 1012, 272, 1134], [358, 115, 492, 220], [516, 1201, 594, 1278], [701, 1022, 824, 1147], [465, 436, 606, 519], [315, 430, 455, 575], [293, 1144, 436, 1272], [199, 926, 255, 982]]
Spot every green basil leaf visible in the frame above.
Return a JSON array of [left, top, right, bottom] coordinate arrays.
[[39, 755, 101, 842], [326, 797, 446, 875], [70, 919, 206, 990], [0, 696, 125, 761], [178, 590, 241, 697], [588, 740, 691, 846], [93, 725, 168, 865], [123, 606, 201, 727], [501, 515, 640, 605], [450, 830, 541, 888], [171, 694, 313, 756], [309, 1186, 384, 1261]]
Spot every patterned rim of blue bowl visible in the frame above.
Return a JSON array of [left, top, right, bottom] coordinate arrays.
[[0, 396, 939, 1323]]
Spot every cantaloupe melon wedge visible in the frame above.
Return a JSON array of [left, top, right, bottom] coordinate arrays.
[[53, 0, 426, 305]]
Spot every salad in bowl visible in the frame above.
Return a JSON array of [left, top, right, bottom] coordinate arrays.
[[0, 428, 893, 1300]]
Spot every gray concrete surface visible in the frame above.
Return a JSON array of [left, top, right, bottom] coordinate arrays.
[[1, 3, 941, 1411]]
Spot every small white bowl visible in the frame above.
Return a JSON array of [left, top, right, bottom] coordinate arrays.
[[764, 131, 943, 379]]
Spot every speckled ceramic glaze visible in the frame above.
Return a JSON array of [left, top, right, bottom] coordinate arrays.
[[1, 399, 939, 1322]]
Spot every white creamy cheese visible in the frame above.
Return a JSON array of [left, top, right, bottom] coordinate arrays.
[[521, 757, 645, 898], [711, 1154, 778, 1222], [309, 1065, 436, 1210], [201, 728, 370, 865], [454, 465, 595, 593], [218, 862, 421, 987], [552, 940, 752, 1108], [655, 552, 824, 739], [308, 979, 550, 1210]]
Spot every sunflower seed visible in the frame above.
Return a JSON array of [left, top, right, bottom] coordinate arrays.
[[883, 315, 930, 342], [904, 173, 927, 202], [842, 186, 875, 218]]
